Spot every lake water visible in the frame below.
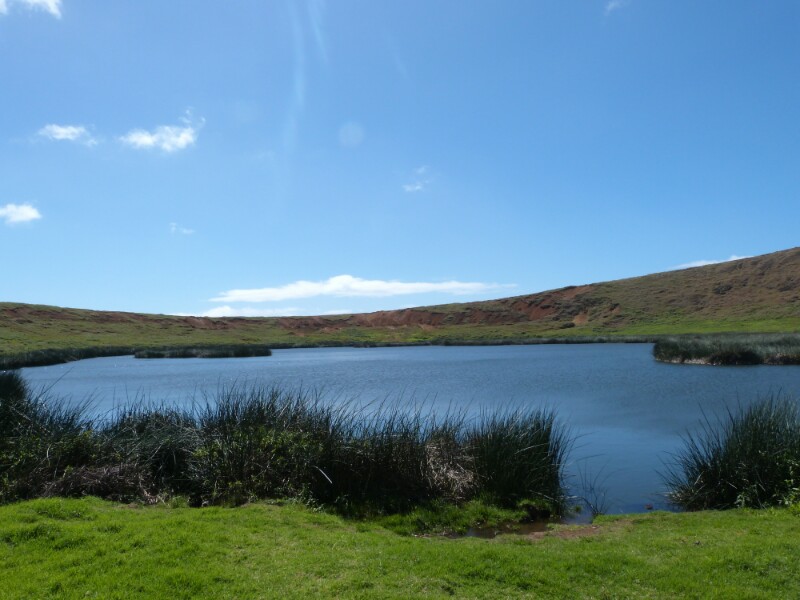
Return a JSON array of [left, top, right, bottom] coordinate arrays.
[[20, 344, 800, 515]]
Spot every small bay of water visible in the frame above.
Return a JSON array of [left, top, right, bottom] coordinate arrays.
[[21, 344, 800, 515]]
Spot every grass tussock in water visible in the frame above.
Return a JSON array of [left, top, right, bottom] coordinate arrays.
[[0, 346, 138, 370], [665, 395, 800, 510], [0, 344, 273, 369], [0, 371, 570, 515], [133, 345, 272, 359], [653, 333, 800, 365]]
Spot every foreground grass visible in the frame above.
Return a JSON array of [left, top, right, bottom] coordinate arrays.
[[1, 497, 799, 599]]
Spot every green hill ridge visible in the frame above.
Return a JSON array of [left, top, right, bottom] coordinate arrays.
[[2, 247, 798, 363]]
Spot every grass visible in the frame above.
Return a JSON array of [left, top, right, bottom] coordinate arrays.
[[665, 395, 800, 510], [0, 371, 571, 515], [1, 496, 800, 598], [653, 333, 800, 365]]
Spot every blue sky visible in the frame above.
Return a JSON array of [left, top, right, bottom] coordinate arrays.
[[2, 1, 799, 317]]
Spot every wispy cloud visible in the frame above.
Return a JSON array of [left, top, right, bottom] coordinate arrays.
[[0, 203, 42, 225], [604, 0, 629, 15], [307, 0, 327, 64], [199, 306, 302, 318], [169, 222, 194, 235], [38, 124, 97, 146], [211, 274, 515, 303], [1, 0, 61, 18], [403, 165, 431, 193], [671, 255, 751, 270], [120, 111, 204, 153]]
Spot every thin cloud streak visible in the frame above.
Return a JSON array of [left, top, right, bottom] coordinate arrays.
[[1, 0, 61, 18], [671, 255, 751, 270], [211, 275, 516, 303], [403, 165, 431, 193], [307, 0, 327, 64], [38, 124, 97, 146], [169, 222, 195, 235], [604, 0, 628, 15], [199, 306, 302, 318], [0, 203, 42, 224], [120, 112, 204, 152]]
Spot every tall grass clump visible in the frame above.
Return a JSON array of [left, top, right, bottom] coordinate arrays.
[[134, 345, 272, 359], [654, 333, 800, 365], [102, 405, 199, 499], [665, 395, 800, 510], [0, 371, 107, 502], [191, 386, 337, 505], [0, 372, 572, 514], [467, 408, 570, 511]]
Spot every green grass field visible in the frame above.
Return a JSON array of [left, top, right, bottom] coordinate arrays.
[[1, 497, 799, 599]]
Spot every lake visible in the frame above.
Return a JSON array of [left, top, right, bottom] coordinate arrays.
[[20, 344, 800, 515]]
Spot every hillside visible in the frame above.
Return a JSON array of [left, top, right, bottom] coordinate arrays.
[[1, 247, 799, 361]]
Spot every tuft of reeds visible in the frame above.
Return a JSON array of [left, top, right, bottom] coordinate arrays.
[[0, 346, 137, 370], [466, 408, 570, 511], [134, 346, 272, 359], [0, 371, 571, 514], [0, 371, 107, 502], [0, 344, 273, 369], [653, 334, 800, 365], [664, 395, 800, 510]]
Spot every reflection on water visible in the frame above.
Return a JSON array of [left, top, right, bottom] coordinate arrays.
[[446, 520, 550, 539], [21, 344, 800, 514]]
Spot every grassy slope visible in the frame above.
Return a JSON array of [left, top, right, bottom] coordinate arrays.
[[1, 247, 798, 358], [1, 497, 798, 599]]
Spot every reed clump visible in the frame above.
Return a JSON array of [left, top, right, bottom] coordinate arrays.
[[653, 334, 800, 365], [0, 344, 273, 369], [134, 345, 272, 359], [0, 371, 571, 515], [665, 395, 800, 510]]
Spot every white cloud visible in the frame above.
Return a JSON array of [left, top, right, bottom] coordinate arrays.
[[211, 274, 515, 303], [402, 182, 424, 193], [0, 203, 42, 225], [120, 112, 204, 153], [1, 0, 61, 17], [605, 0, 629, 15], [403, 165, 431, 193], [38, 124, 97, 146], [200, 306, 303, 318], [671, 255, 751, 270], [24, 0, 60, 17], [169, 222, 194, 235]]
